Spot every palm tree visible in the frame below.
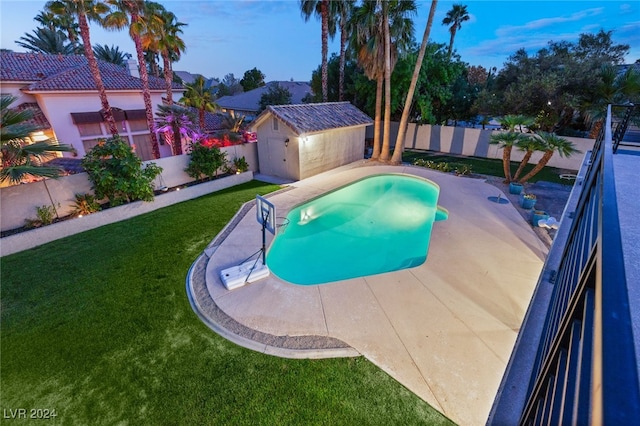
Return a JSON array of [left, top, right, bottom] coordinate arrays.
[[330, 1, 355, 101], [512, 134, 543, 181], [1, 95, 73, 184], [141, 2, 186, 105], [489, 131, 524, 183], [518, 132, 579, 184], [350, 0, 415, 161], [442, 3, 469, 61], [16, 28, 78, 55], [154, 104, 199, 156], [180, 75, 218, 130], [300, 0, 330, 102], [93, 43, 131, 66], [34, 8, 80, 48], [46, 0, 119, 137], [390, 0, 438, 164], [104, 0, 163, 159]]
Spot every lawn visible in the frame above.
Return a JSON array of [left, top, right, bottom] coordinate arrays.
[[403, 150, 577, 185], [1, 180, 453, 425]]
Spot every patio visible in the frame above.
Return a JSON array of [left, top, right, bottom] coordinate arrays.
[[188, 161, 549, 426]]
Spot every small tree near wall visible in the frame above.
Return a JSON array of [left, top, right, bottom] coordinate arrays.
[[81, 137, 162, 206], [184, 142, 228, 181]]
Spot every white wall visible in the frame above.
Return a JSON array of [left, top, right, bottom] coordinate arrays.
[[0, 143, 257, 232], [298, 127, 366, 180], [370, 122, 594, 171]]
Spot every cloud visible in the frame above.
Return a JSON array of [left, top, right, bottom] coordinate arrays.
[[495, 8, 604, 37]]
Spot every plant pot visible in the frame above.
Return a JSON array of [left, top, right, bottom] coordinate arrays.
[[520, 196, 537, 210], [509, 182, 523, 195], [531, 210, 549, 227]]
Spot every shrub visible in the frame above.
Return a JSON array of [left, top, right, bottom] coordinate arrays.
[[71, 193, 101, 216], [185, 143, 228, 181], [81, 137, 162, 207], [25, 204, 56, 228], [233, 156, 249, 173]]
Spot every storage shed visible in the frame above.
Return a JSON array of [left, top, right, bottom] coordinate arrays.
[[251, 102, 372, 181]]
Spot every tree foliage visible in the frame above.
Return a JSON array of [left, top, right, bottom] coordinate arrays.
[[240, 67, 266, 92], [184, 143, 227, 181], [81, 136, 162, 206], [217, 73, 243, 97], [93, 43, 131, 66], [258, 84, 292, 112], [16, 28, 80, 55]]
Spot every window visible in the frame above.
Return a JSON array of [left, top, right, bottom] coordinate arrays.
[[273, 118, 279, 131], [82, 138, 103, 153], [77, 123, 103, 137], [128, 119, 148, 132]]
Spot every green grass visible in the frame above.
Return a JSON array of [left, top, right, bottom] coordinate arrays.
[[403, 150, 577, 185], [1, 180, 453, 425]]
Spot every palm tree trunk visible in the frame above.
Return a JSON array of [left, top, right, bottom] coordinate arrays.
[[199, 107, 205, 131], [513, 150, 533, 181], [171, 122, 182, 155], [162, 50, 173, 104], [502, 145, 513, 183], [77, 7, 118, 136], [518, 151, 553, 184], [371, 74, 383, 161], [391, 0, 438, 165], [132, 15, 160, 159], [320, 0, 329, 102], [447, 27, 456, 60], [379, 2, 392, 162], [338, 17, 347, 102]]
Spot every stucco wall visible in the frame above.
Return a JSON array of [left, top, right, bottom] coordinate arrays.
[[298, 127, 366, 180], [256, 117, 300, 180], [32, 90, 166, 157], [0, 143, 257, 232], [368, 122, 594, 171]]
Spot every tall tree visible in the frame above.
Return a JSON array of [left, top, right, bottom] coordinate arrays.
[[34, 8, 80, 48], [93, 43, 131, 66], [300, 0, 330, 101], [442, 3, 469, 61], [154, 104, 198, 156], [47, 0, 119, 136], [104, 0, 163, 158], [258, 83, 293, 112], [350, 0, 415, 161], [180, 75, 217, 130], [390, 1, 438, 164], [141, 2, 186, 105], [332, 1, 355, 101], [1, 95, 73, 184], [16, 28, 78, 55], [240, 68, 266, 92]]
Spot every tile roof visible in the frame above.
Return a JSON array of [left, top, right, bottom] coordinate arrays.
[[216, 81, 312, 113], [256, 102, 373, 135], [0, 51, 182, 92], [16, 102, 52, 130]]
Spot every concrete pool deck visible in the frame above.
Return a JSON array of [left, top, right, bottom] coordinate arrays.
[[187, 161, 549, 426]]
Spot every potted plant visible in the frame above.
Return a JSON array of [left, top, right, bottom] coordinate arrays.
[[520, 193, 537, 209], [531, 210, 549, 227], [509, 182, 523, 194]]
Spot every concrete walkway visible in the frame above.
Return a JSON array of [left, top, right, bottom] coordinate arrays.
[[188, 161, 548, 426]]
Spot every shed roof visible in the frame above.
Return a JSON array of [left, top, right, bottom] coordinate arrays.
[[252, 102, 372, 136]]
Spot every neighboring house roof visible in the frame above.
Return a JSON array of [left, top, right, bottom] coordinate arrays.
[[252, 102, 373, 136], [216, 81, 312, 114], [16, 102, 52, 130], [174, 70, 218, 89], [0, 51, 182, 92]]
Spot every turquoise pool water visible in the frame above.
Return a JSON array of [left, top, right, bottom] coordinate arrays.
[[267, 174, 448, 285]]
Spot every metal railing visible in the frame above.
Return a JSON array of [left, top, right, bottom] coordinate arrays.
[[517, 104, 639, 424]]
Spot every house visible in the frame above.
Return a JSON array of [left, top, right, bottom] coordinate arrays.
[[216, 81, 312, 121], [173, 70, 219, 93], [250, 102, 372, 181], [0, 51, 183, 162]]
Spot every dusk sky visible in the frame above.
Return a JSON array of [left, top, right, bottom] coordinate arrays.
[[1, 1, 638, 82]]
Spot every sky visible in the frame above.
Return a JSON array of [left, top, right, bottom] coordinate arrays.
[[1, 0, 638, 82]]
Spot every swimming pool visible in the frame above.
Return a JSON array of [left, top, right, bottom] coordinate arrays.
[[267, 174, 448, 285]]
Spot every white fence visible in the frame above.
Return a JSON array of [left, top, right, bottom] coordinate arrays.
[[0, 143, 258, 233], [367, 122, 595, 171]]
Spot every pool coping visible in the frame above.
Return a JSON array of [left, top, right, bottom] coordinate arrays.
[[185, 188, 360, 359]]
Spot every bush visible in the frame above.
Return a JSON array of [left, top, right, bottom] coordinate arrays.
[[233, 156, 249, 173], [81, 137, 162, 207], [185, 143, 228, 181], [71, 193, 101, 216], [24, 204, 56, 228]]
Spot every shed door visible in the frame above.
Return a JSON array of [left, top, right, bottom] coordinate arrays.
[[266, 137, 289, 179]]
